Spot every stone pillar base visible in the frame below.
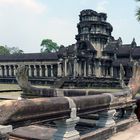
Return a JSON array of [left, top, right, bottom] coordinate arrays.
[[53, 117, 80, 140], [96, 110, 116, 127]]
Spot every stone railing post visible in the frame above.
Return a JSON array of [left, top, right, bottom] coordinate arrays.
[[0, 125, 12, 140], [53, 97, 80, 140], [96, 109, 116, 127]]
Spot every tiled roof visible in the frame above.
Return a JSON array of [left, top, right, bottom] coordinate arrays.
[[0, 52, 58, 62], [132, 47, 140, 58], [116, 46, 131, 57]]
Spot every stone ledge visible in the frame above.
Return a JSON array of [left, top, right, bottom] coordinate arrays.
[[80, 118, 138, 140]]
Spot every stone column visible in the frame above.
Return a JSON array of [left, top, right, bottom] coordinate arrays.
[[9, 66, 12, 76], [39, 65, 42, 77], [77, 62, 79, 76], [32, 65, 35, 77], [110, 66, 113, 77], [28, 65, 32, 77], [51, 65, 54, 77], [4, 66, 7, 77], [57, 63, 62, 77], [84, 61, 86, 77], [92, 64, 95, 76], [96, 109, 116, 127], [0, 66, 2, 77], [73, 59, 77, 78], [88, 64, 92, 76], [78, 62, 81, 76], [64, 59, 68, 76], [13, 66, 16, 76], [102, 66, 105, 77], [96, 61, 102, 77], [34, 65, 37, 77], [45, 65, 48, 77]]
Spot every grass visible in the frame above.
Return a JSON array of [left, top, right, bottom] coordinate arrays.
[[0, 83, 21, 91]]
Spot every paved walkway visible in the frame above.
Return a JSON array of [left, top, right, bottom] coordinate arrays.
[[110, 123, 140, 140]]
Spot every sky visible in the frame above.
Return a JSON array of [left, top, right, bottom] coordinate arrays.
[[0, 0, 139, 53]]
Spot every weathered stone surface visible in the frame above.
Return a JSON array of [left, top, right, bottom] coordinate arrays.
[[10, 125, 56, 140], [0, 125, 12, 134], [96, 110, 116, 128], [54, 118, 80, 140]]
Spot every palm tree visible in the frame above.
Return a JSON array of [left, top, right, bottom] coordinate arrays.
[[135, 0, 140, 21]]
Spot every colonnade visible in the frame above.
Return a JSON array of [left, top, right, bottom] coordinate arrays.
[[66, 59, 113, 78], [0, 63, 63, 78], [0, 60, 114, 78]]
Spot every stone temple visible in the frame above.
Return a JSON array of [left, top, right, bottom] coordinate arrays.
[[0, 9, 139, 86]]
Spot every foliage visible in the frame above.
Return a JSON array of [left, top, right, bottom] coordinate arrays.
[[135, 0, 140, 21], [0, 45, 24, 55], [0, 46, 10, 55], [8, 47, 24, 54], [136, 8, 140, 21], [40, 39, 59, 53]]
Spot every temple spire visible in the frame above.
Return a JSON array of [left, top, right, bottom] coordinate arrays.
[[131, 38, 137, 47]]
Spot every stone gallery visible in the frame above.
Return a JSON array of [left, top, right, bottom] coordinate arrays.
[[0, 9, 139, 83]]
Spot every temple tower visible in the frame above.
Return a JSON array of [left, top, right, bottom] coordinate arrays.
[[76, 9, 113, 58]]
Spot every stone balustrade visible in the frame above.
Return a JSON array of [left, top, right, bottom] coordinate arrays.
[[0, 92, 137, 140]]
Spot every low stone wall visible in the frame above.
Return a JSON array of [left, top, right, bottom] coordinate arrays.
[[81, 118, 138, 140]]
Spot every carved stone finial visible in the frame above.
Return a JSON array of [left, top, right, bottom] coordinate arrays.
[[16, 65, 31, 90], [128, 62, 140, 98], [131, 38, 137, 47]]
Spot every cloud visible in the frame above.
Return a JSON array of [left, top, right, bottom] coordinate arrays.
[[96, 0, 109, 12], [0, 0, 46, 14]]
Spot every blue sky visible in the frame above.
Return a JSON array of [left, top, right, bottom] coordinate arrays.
[[0, 0, 139, 53]]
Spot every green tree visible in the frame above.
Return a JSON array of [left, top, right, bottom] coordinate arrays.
[[135, 0, 140, 21], [0, 45, 24, 55], [8, 47, 24, 54], [40, 39, 59, 53], [0, 46, 10, 55]]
